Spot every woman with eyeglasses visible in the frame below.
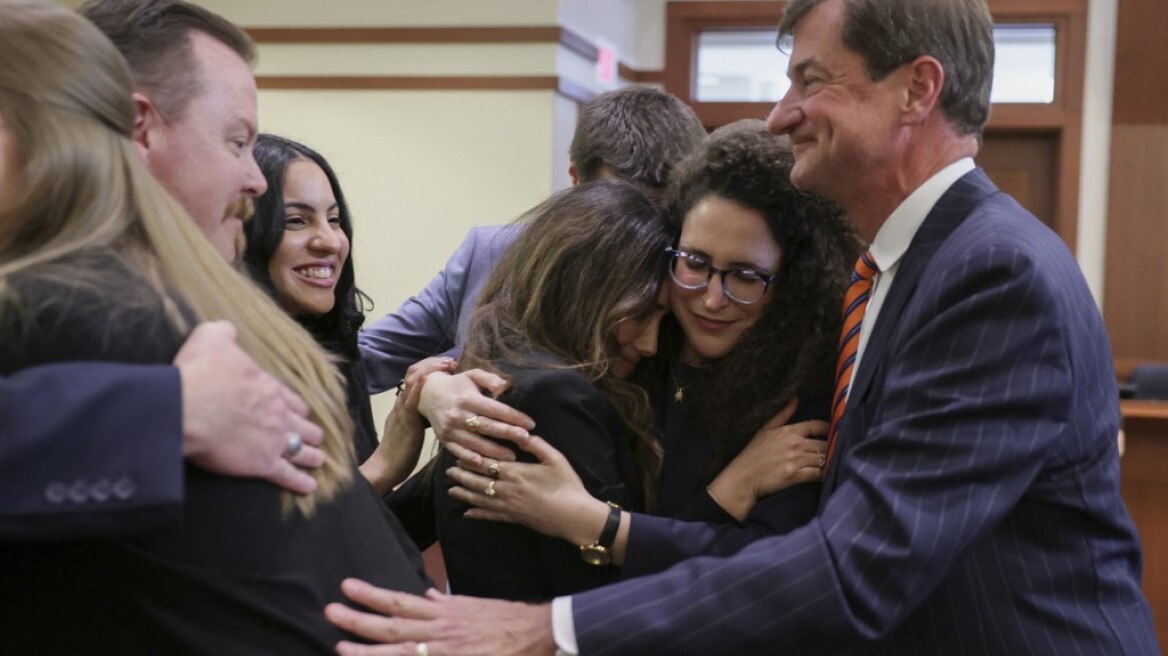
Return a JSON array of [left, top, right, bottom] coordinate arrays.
[[425, 120, 861, 578]]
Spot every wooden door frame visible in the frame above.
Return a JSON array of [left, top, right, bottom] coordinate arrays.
[[663, 0, 1088, 252]]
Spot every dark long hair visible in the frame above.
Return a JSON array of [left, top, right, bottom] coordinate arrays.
[[461, 180, 674, 505], [653, 119, 862, 470], [242, 133, 370, 359]]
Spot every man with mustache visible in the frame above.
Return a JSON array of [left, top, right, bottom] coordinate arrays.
[[2, 0, 321, 541]]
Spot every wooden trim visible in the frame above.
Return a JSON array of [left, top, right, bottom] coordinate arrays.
[[255, 75, 560, 91], [255, 74, 594, 103], [246, 25, 664, 90], [246, 26, 564, 45], [1123, 400, 1168, 434], [664, 1, 783, 102], [618, 63, 664, 85]]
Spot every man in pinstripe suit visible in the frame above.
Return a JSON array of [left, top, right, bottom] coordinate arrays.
[[326, 0, 1159, 653]]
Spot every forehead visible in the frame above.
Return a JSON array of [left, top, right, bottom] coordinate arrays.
[[283, 159, 336, 200], [786, 0, 851, 71], [182, 30, 258, 127], [680, 195, 781, 269]]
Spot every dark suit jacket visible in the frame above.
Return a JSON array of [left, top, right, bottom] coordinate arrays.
[[569, 169, 1158, 654], [0, 364, 184, 541], [358, 224, 523, 392], [433, 352, 644, 601]]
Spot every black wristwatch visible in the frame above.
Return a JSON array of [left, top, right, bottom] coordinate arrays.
[[579, 502, 622, 566]]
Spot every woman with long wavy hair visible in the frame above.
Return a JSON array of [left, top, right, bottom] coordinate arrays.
[[0, 4, 425, 653], [406, 179, 672, 601]]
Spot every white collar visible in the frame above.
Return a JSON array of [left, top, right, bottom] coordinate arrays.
[[868, 158, 975, 272]]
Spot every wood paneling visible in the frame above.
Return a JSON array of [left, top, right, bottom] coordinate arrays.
[[977, 133, 1057, 226], [1112, 0, 1168, 124], [1103, 125, 1168, 361], [247, 26, 563, 44], [1120, 415, 1168, 654], [244, 26, 662, 92], [256, 76, 559, 91]]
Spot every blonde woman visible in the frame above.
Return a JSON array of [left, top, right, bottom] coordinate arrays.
[[0, 4, 425, 653]]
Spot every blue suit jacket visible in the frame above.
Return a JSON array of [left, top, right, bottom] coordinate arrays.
[[570, 169, 1158, 654], [358, 224, 524, 393], [0, 364, 184, 541]]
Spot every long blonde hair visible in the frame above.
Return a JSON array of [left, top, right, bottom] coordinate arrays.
[[0, 2, 352, 515]]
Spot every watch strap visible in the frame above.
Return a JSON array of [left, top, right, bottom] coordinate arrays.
[[595, 501, 621, 549]]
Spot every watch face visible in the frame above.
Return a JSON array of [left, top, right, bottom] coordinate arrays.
[[579, 545, 611, 566]]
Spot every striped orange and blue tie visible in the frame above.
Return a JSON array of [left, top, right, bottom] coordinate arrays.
[[826, 250, 879, 469]]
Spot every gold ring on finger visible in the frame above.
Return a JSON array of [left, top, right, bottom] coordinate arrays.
[[487, 461, 500, 478], [484, 480, 497, 498], [465, 414, 482, 431]]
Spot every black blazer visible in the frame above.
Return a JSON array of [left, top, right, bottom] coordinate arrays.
[[433, 351, 644, 601]]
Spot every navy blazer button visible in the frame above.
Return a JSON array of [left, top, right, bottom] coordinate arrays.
[[112, 476, 136, 500], [68, 480, 90, 503], [45, 482, 67, 504], [91, 478, 113, 502]]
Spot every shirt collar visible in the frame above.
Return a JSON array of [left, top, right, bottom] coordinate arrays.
[[868, 158, 975, 272]]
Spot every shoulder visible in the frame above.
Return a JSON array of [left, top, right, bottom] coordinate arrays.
[[501, 354, 601, 404], [495, 353, 619, 427], [1, 252, 184, 370]]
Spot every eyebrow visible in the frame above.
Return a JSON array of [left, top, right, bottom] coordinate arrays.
[[678, 247, 775, 274], [284, 201, 339, 212], [790, 57, 821, 79]]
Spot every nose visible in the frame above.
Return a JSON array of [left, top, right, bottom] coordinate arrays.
[[242, 151, 268, 197], [311, 225, 343, 254], [766, 87, 801, 136], [702, 275, 730, 311]]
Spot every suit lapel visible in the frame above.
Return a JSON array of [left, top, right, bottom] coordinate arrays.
[[821, 169, 1001, 497]]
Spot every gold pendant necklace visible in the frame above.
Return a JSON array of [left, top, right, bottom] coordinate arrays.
[[671, 366, 688, 402]]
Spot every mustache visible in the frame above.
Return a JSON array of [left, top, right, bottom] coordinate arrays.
[[226, 196, 256, 222]]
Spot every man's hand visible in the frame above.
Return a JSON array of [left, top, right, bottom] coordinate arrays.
[[175, 321, 325, 494], [325, 579, 556, 656]]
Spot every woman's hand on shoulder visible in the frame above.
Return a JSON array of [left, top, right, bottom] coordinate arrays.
[[707, 399, 828, 522], [418, 368, 535, 465], [446, 436, 608, 546], [360, 356, 456, 494]]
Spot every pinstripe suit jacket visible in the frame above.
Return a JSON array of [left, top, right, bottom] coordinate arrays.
[[571, 169, 1158, 655]]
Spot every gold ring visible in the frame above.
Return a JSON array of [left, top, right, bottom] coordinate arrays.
[[487, 461, 500, 478], [817, 450, 826, 469], [484, 480, 497, 498], [465, 415, 482, 431]]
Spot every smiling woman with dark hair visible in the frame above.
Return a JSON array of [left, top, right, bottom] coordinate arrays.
[[242, 134, 451, 490], [241, 134, 380, 461]]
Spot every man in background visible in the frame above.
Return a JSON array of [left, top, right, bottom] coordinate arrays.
[[358, 86, 707, 392]]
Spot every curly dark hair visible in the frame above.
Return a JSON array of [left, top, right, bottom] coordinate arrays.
[[241, 134, 371, 360], [656, 119, 862, 469]]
